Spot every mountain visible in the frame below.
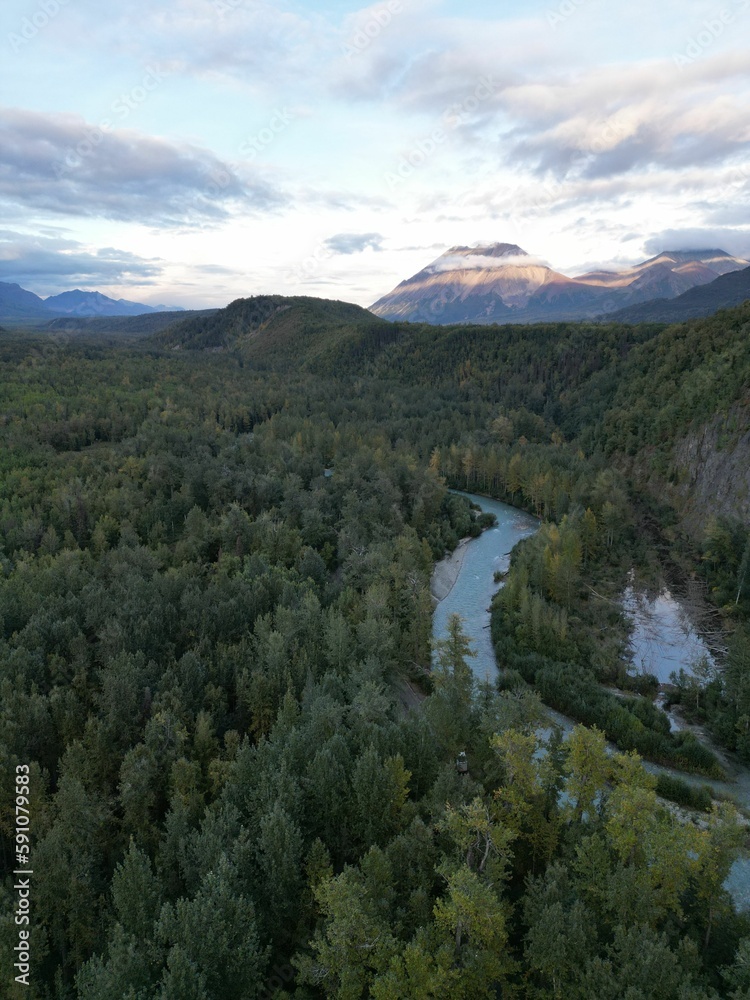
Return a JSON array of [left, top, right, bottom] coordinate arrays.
[[0, 280, 188, 323], [370, 245, 750, 324], [604, 265, 750, 323], [0, 281, 50, 320], [369, 243, 603, 324], [43, 290, 163, 318]]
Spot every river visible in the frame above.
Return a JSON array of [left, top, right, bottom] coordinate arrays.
[[432, 490, 750, 908], [431, 491, 539, 683]]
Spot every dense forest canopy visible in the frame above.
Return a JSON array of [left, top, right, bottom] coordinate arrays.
[[1, 299, 750, 999]]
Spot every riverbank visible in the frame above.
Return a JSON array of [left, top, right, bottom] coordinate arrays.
[[431, 536, 472, 604], [438, 489, 750, 909]]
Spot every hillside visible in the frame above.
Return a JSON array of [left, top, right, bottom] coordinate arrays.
[[154, 289, 750, 528], [606, 265, 750, 323], [0, 280, 51, 321], [154, 293, 387, 362], [45, 309, 218, 338]]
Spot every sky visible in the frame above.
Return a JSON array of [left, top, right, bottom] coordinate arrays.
[[1, 0, 749, 308]]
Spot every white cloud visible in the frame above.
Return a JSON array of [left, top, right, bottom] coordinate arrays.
[[0, 229, 164, 292], [426, 252, 549, 273]]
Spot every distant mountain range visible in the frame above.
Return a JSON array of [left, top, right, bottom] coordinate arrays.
[[5, 243, 749, 330], [0, 282, 184, 323], [370, 244, 750, 324]]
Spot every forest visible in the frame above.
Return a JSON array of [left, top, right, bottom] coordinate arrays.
[[1, 299, 750, 999]]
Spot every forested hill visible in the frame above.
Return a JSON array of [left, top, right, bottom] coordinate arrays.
[[155, 294, 750, 527], [154, 294, 387, 358]]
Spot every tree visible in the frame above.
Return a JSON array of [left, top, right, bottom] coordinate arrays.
[[296, 866, 397, 998], [255, 802, 304, 946], [431, 864, 512, 999], [352, 747, 411, 849], [564, 725, 610, 823], [523, 864, 594, 1000], [492, 729, 559, 871], [429, 615, 476, 756], [156, 857, 269, 1000], [736, 537, 750, 606], [694, 803, 746, 950]]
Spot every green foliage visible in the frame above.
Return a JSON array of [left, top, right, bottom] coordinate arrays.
[[655, 774, 713, 812], [2, 296, 750, 1000]]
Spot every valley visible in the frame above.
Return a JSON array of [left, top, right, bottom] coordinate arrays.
[[1, 293, 750, 998]]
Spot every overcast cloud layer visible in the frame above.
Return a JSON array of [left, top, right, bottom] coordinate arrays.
[[1, 0, 749, 306]]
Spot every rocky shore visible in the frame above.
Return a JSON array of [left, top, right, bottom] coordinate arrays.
[[431, 536, 472, 604]]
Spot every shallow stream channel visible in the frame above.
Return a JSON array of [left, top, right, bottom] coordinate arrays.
[[431, 490, 750, 909]]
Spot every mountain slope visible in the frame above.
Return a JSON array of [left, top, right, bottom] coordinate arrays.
[[44, 309, 218, 337], [187, 288, 750, 526], [370, 243, 607, 323], [605, 265, 750, 323], [371, 245, 750, 325], [0, 281, 50, 320]]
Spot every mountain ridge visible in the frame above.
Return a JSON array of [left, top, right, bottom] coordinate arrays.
[[371, 244, 750, 324], [0, 280, 186, 322], [605, 265, 750, 323]]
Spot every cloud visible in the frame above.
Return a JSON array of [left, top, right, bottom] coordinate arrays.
[[501, 52, 750, 179], [324, 232, 384, 254], [426, 252, 549, 273], [0, 230, 164, 292], [440, 160, 750, 234], [643, 227, 750, 260], [0, 107, 287, 227], [332, 13, 750, 183], [330, 7, 554, 110], [58, 0, 328, 94]]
